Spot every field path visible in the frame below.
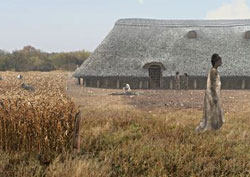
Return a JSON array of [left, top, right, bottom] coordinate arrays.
[[66, 77, 250, 114]]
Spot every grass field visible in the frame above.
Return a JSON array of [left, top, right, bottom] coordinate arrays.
[[1, 71, 250, 176]]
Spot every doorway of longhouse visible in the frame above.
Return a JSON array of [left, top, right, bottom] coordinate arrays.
[[149, 65, 161, 89]]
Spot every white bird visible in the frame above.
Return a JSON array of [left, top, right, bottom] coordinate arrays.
[[17, 75, 23, 79]]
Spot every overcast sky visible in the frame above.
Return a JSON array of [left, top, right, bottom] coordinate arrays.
[[1, 0, 250, 53]]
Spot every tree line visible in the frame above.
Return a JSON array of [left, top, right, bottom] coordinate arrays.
[[0, 46, 91, 71]]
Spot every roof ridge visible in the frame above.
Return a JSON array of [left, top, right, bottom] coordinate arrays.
[[115, 18, 250, 27]]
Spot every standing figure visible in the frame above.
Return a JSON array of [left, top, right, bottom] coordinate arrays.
[[184, 73, 189, 90], [175, 72, 180, 90], [196, 54, 224, 132]]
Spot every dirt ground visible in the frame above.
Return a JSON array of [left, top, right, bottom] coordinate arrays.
[[66, 77, 250, 114]]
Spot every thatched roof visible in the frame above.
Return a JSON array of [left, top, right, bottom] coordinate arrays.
[[74, 18, 250, 77]]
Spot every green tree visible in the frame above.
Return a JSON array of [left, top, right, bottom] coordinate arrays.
[[0, 46, 90, 71], [0, 50, 10, 71]]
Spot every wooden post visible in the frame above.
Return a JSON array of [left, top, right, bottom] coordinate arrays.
[[170, 79, 173, 89], [83, 79, 86, 87], [242, 79, 246, 89], [97, 80, 100, 88], [145, 80, 149, 89], [105, 79, 108, 88], [139, 81, 143, 89], [77, 78, 80, 85], [116, 79, 120, 89], [160, 79, 163, 89], [194, 80, 197, 89], [73, 111, 82, 154]]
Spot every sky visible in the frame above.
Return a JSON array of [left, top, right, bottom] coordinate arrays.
[[1, 0, 250, 53]]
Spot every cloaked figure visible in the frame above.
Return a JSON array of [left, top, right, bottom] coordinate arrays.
[[196, 54, 224, 132], [184, 73, 189, 90], [123, 84, 131, 94], [175, 72, 180, 90]]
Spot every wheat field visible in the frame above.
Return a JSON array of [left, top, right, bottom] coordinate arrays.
[[1, 71, 250, 176]]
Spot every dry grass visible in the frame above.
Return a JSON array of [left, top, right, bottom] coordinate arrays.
[[0, 71, 78, 171], [1, 71, 250, 176], [76, 107, 250, 176]]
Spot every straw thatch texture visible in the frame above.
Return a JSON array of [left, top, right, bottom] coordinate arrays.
[[74, 18, 250, 78]]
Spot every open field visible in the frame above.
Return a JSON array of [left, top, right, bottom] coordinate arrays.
[[1, 71, 250, 176]]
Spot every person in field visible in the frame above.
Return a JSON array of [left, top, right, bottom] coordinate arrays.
[[196, 54, 224, 132], [184, 73, 189, 90], [123, 83, 131, 94], [175, 72, 180, 90]]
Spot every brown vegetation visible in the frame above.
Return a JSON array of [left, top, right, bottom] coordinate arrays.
[[1, 71, 250, 176], [0, 71, 78, 176]]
